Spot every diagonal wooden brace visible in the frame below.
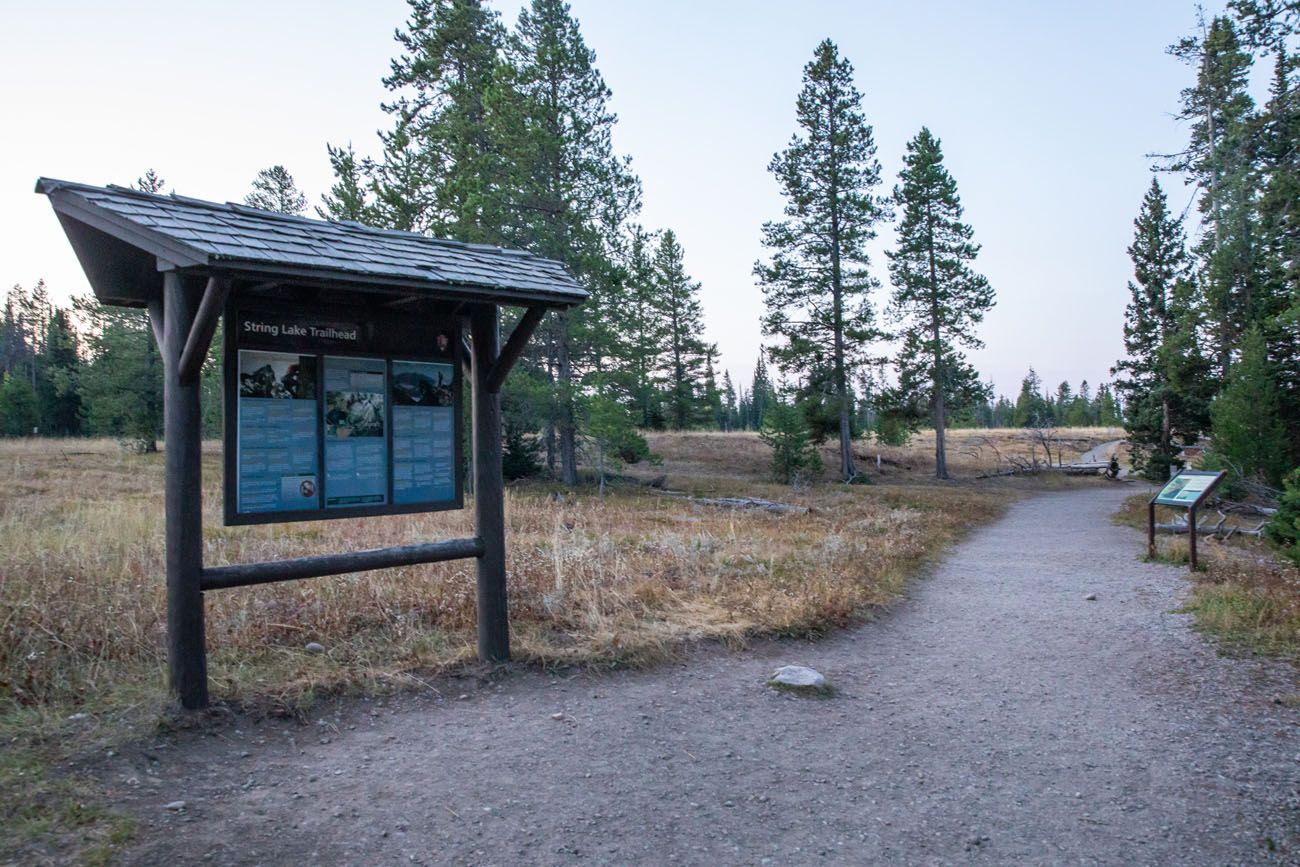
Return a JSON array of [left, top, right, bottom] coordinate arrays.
[[178, 276, 229, 385], [485, 306, 546, 393]]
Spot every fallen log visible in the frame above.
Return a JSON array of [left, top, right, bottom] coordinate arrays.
[[657, 491, 809, 514]]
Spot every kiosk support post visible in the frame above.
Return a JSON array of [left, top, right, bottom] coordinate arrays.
[[1188, 506, 1198, 571], [1147, 502, 1156, 560], [471, 305, 510, 662], [162, 271, 209, 709]]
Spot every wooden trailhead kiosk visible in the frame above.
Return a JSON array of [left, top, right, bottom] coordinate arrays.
[[37, 178, 585, 710]]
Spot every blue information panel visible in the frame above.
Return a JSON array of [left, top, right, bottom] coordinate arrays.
[[324, 357, 389, 509], [224, 305, 462, 525], [391, 361, 456, 504], [236, 351, 319, 515]]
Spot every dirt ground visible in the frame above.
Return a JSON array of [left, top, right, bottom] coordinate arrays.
[[82, 484, 1299, 865]]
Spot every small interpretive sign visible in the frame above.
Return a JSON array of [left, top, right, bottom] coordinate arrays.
[[1147, 469, 1226, 570], [1152, 470, 1224, 507]]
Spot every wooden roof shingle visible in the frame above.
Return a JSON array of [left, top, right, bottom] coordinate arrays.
[[36, 177, 586, 308]]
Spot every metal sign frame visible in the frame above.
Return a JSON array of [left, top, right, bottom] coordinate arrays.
[[1146, 469, 1226, 570], [222, 301, 465, 526]]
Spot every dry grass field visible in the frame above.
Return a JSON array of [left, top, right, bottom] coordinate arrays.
[[0, 428, 1118, 860], [1115, 493, 1300, 666], [641, 426, 1126, 487], [1, 434, 1018, 720]]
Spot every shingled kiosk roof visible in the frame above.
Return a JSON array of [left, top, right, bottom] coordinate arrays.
[[35, 177, 585, 309]]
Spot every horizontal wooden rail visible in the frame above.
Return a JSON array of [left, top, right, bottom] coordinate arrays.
[[200, 537, 485, 591]]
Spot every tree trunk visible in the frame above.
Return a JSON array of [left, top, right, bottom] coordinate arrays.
[[1161, 397, 1172, 480], [556, 312, 578, 486], [926, 207, 948, 480], [826, 90, 855, 482]]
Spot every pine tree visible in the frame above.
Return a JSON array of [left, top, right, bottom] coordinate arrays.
[[0, 374, 38, 436], [136, 169, 167, 194], [381, 0, 507, 242], [721, 370, 738, 431], [1012, 368, 1051, 427], [245, 165, 308, 215], [760, 399, 823, 484], [701, 346, 724, 429], [38, 307, 82, 435], [750, 354, 776, 430], [885, 128, 994, 478], [1207, 326, 1289, 485], [75, 296, 162, 450], [319, 143, 375, 223], [1095, 383, 1123, 427], [615, 226, 668, 428], [756, 39, 887, 481], [1113, 178, 1214, 481], [1256, 50, 1300, 465], [1166, 16, 1260, 374], [653, 230, 708, 429], [493, 0, 640, 484]]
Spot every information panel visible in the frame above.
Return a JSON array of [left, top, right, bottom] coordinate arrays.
[[236, 350, 319, 515], [224, 304, 462, 525], [1153, 470, 1225, 508], [391, 361, 457, 504]]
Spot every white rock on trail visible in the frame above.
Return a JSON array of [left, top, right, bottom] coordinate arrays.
[[767, 665, 830, 695]]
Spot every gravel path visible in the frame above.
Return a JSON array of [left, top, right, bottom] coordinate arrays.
[[113, 485, 1299, 865]]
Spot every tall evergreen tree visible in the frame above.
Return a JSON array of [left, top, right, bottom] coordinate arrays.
[[653, 230, 708, 429], [756, 39, 887, 481], [721, 370, 738, 431], [1255, 50, 1300, 465], [1166, 16, 1260, 374], [381, 0, 507, 242], [618, 226, 668, 429], [1113, 178, 1214, 481], [750, 353, 776, 431], [38, 307, 82, 435], [493, 0, 640, 483], [74, 295, 162, 450], [1208, 326, 1289, 485], [1012, 368, 1051, 427], [885, 128, 994, 478]]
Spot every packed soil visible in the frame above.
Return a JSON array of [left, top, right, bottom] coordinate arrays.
[[95, 485, 1299, 865]]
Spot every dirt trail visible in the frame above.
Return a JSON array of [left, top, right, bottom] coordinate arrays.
[[109, 485, 1298, 866], [1074, 439, 1124, 465]]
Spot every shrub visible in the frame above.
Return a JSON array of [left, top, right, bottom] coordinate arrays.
[[1266, 468, 1300, 566], [760, 401, 823, 484]]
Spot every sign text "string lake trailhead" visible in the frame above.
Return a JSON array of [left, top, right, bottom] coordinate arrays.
[[242, 320, 360, 341]]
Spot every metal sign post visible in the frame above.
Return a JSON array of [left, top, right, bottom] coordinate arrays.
[[1147, 469, 1227, 570]]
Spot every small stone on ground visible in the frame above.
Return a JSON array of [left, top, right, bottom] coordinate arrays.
[[767, 665, 829, 695]]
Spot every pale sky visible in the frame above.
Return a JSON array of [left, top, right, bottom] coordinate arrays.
[[1, 1, 1227, 397]]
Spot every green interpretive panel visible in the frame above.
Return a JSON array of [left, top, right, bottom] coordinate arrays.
[[1152, 470, 1224, 508]]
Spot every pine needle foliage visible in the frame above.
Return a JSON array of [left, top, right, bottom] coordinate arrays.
[[884, 127, 994, 479], [756, 39, 888, 482]]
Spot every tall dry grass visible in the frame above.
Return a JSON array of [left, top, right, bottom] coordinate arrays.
[[1116, 493, 1300, 665], [1, 438, 1007, 717]]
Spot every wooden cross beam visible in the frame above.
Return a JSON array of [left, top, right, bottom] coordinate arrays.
[[178, 276, 229, 384], [486, 306, 546, 393]]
